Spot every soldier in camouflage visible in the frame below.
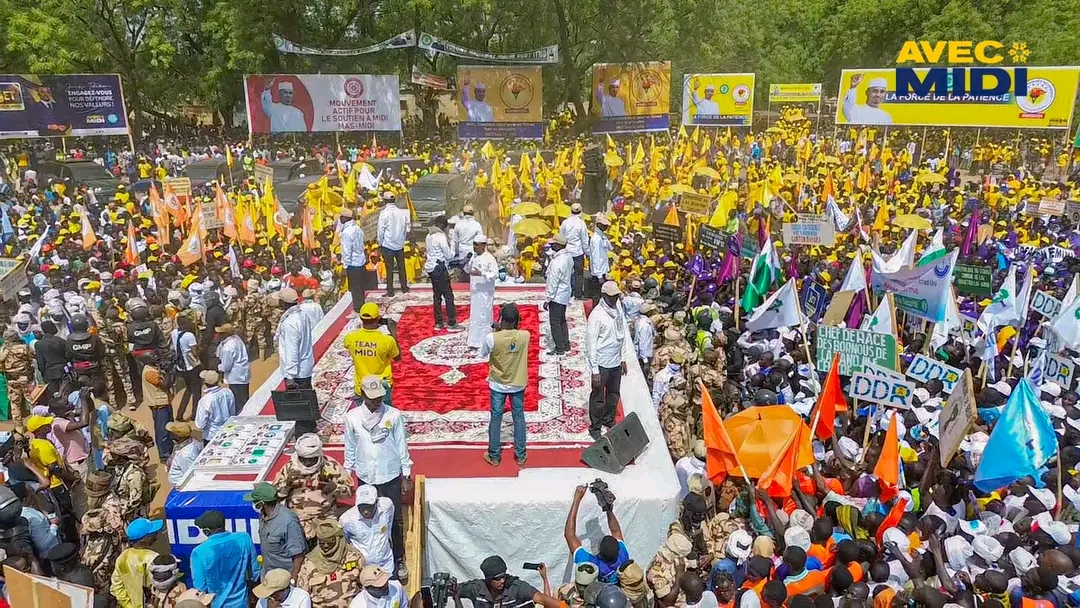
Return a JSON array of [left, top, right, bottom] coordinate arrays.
[[105, 437, 157, 522], [262, 293, 282, 359], [147, 554, 189, 608], [296, 519, 365, 608], [104, 307, 138, 407], [80, 508, 125, 597], [646, 528, 693, 607], [557, 563, 598, 608], [223, 285, 244, 326], [0, 327, 34, 421], [244, 279, 267, 357], [659, 375, 692, 461], [103, 413, 155, 466], [273, 433, 355, 540]]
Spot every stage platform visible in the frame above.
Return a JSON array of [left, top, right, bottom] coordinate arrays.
[[242, 285, 679, 584]]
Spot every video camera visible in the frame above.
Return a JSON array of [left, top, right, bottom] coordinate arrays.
[[430, 571, 457, 608], [588, 479, 616, 513]]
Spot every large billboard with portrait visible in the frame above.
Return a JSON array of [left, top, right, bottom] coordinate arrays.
[[456, 66, 543, 139], [681, 73, 755, 127], [0, 74, 129, 139], [590, 62, 671, 134], [244, 74, 402, 134]]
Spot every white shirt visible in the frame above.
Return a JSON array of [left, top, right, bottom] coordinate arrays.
[[299, 301, 324, 331], [216, 335, 251, 385], [588, 230, 612, 278], [841, 89, 893, 125], [423, 229, 453, 274], [450, 217, 484, 261], [257, 586, 312, 608], [340, 498, 396, 571], [463, 88, 496, 122], [652, 365, 682, 409], [261, 90, 308, 133], [171, 329, 198, 371], [377, 205, 410, 251], [545, 249, 573, 306], [194, 385, 236, 442], [167, 439, 202, 486], [634, 316, 655, 359], [674, 456, 706, 501], [467, 251, 499, 291], [559, 215, 589, 256], [599, 92, 627, 117], [343, 404, 413, 485], [340, 220, 367, 268], [348, 580, 408, 608], [585, 302, 626, 374], [276, 306, 315, 380], [692, 98, 720, 120]]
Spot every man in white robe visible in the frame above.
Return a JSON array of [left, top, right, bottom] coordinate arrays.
[[465, 234, 499, 348]]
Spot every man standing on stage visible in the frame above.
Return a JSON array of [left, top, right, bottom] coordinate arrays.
[[481, 303, 531, 467], [586, 214, 613, 304], [585, 281, 627, 439], [545, 235, 573, 356], [424, 215, 461, 331], [465, 234, 499, 349], [340, 208, 367, 312], [276, 288, 315, 389], [559, 203, 590, 300], [377, 195, 411, 297]]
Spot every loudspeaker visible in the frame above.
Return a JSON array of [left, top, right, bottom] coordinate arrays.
[[271, 388, 320, 436], [581, 412, 649, 474]]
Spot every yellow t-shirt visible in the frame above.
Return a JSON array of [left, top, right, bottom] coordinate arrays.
[[29, 438, 64, 488], [343, 328, 400, 391]]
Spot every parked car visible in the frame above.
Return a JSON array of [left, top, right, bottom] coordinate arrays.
[[408, 173, 478, 229], [276, 174, 341, 214], [183, 159, 246, 189], [368, 156, 427, 177], [35, 160, 120, 199]]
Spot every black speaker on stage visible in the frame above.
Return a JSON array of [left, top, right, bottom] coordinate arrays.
[[581, 412, 649, 474], [271, 388, 320, 436], [581, 144, 607, 214]]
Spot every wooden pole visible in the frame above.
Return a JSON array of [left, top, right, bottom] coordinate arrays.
[[686, 275, 698, 310], [917, 127, 928, 166], [858, 399, 873, 465], [1056, 447, 1064, 520], [734, 275, 741, 331]]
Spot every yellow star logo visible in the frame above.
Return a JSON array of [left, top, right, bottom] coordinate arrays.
[[1007, 42, 1030, 64]]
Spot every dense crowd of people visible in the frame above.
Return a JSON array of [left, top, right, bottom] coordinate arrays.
[[0, 105, 1078, 608]]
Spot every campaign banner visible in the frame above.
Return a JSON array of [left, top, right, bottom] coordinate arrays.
[[273, 30, 416, 56], [678, 192, 712, 217], [865, 362, 906, 381], [591, 62, 671, 134], [244, 74, 401, 134], [782, 221, 836, 246], [905, 354, 963, 394], [0, 74, 129, 138], [801, 281, 828, 322], [954, 263, 994, 297], [871, 249, 958, 323], [768, 83, 823, 103], [1038, 198, 1066, 215], [696, 224, 727, 251], [816, 326, 898, 376], [1046, 355, 1075, 388], [457, 66, 543, 139], [940, 369, 977, 467], [847, 373, 916, 409], [1031, 290, 1063, 318], [652, 222, 683, 244], [418, 32, 559, 64], [681, 73, 755, 127], [834, 67, 1080, 128]]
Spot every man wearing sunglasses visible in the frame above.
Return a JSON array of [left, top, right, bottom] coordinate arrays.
[[453, 555, 563, 608]]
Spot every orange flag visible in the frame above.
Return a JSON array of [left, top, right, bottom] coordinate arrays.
[[177, 212, 204, 267], [148, 184, 170, 246], [663, 204, 680, 226], [302, 206, 317, 250], [216, 185, 238, 240], [164, 182, 188, 226], [811, 353, 846, 440], [237, 200, 256, 245], [822, 172, 836, 201], [873, 411, 901, 500], [80, 213, 97, 250], [700, 380, 741, 485], [757, 422, 810, 498], [876, 496, 910, 543], [124, 223, 140, 266]]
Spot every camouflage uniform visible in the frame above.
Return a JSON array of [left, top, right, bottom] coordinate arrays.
[[105, 438, 157, 521], [646, 547, 686, 607], [687, 358, 725, 439], [272, 457, 355, 539], [659, 376, 691, 461], [148, 582, 188, 608], [0, 330, 34, 421], [80, 508, 125, 597], [105, 318, 137, 406], [701, 513, 748, 565], [103, 414, 155, 466], [262, 297, 282, 357], [296, 546, 365, 608], [226, 298, 245, 331], [243, 292, 267, 357], [557, 584, 588, 608]]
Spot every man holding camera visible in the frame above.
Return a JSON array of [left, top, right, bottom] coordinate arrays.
[[452, 555, 562, 608], [565, 484, 630, 584]]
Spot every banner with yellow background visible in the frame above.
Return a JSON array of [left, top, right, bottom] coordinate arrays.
[[457, 65, 543, 139], [591, 61, 671, 134], [681, 73, 755, 127], [768, 83, 822, 103], [835, 66, 1080, 128]]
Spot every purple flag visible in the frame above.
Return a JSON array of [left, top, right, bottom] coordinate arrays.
[[845, 291, 866, 329], [717, 231, 742, 284], [961, 209, 980, 257]]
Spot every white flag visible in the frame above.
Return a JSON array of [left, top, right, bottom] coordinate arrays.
[[746, 279, 802, 331], [1014, 265, 1034, 327], [1063, 273, 1079, 310], [917, 228, 947, 267], [1051, 290, 1080, 350], [840, 254, 867, 293], [931, 287, 963, 349], [871, 230, 918, 274], [826, 196, 851, 231], [977, 265, 1017, 336], [861, 295, 895, 334]]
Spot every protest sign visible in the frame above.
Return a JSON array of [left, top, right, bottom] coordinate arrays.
[[652, 222, 683, 244], [769, 83, 822, 103], [782, 221, 835, 246], [360, 210, 379, 243], [0, 258, 28, 300], [905, 354, 963, 394], [1066, 201, 1080, 225], [865, 363, 906, 381], [682, 73, 755, 127], [847, 373, 916, 409], [940, 369, 977, 467], [0, 74, 129, 138], [457, 66, 544, 139], [1039, 198, 1066, 216], [1031, 290, 1062, 319], [821, 290, 856, 326], [816, 326, 898, 376], [872, 250, 958, 323], [244, 74, 402, 133], [678, 192, 712, 217], [1046, 355, 1075, 388], [591, 62, 671, 134], [953, 263, 993, 297], [801, 281, 828, 322], [253, 163, 274, 188], [696, 224, 726, 251], [741, 235, 760, 259]]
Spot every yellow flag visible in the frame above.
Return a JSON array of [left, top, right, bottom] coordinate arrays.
[[677, 124, 688, 140], [606, 134, 616, 150], [709, 190, 738, 227], [344, 166, 357, 203], [691, 126, 701, 145], [480, 141, 496, 159], [262, 178, 276, 236], [633, 142, 645, 165], [226, 146, 234, 168]]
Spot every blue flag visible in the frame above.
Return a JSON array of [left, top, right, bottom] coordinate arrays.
[[0, 203, 12, 241], [973, 377, 1058, 492]]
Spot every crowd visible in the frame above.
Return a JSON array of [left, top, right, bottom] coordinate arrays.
[[0, 104, 1077, 608]]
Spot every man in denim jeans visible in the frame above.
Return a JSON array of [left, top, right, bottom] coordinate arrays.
[[480, 304, 531, 466]]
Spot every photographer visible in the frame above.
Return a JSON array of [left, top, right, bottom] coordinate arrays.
[[452, 555, 562, 608], [480, 304, 530, 467], [565, 484, 630, 584]]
